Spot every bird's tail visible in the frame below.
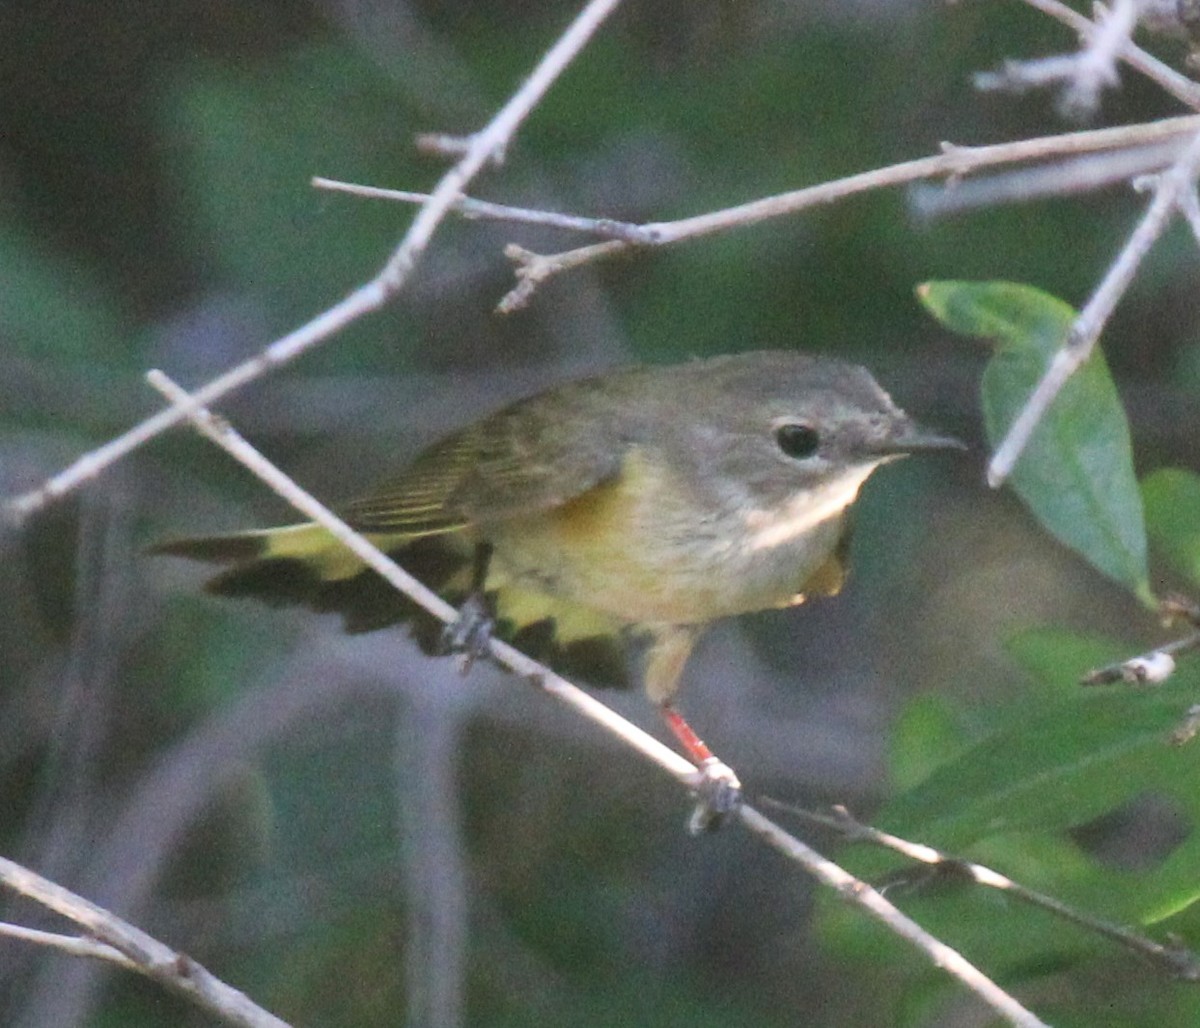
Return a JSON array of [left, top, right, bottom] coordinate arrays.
[[151, 523, 632, 685], [149, 524, 470, 637]]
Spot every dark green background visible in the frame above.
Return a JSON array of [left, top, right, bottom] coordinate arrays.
[[1, 2, 1199, 1025]]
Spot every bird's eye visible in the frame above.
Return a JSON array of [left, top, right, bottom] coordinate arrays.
[[774, 422, 820, 459]]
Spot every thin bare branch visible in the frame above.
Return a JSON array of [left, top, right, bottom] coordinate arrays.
[[489, 115, 1200, 310], [766, 803, 1200, 982], [911, 139, 1186, 216], [311, 176, 651, 241], [737, 806, 1050, 1026], [1019, 0, 1200, 109], [988, 128, 1200, 486], [0, 856, 292, 1028], [617, 118, 1200, 244], [3, 0, 627, 525], [1081, 597, 1200, 740], [0, 923, 136, 970], [1081, 633, 1200, 686]]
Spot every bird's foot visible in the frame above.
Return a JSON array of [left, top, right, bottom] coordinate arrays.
[[660, 705, 743, 832], [439, 593, 494, 673], [687, 757, 743, 835]]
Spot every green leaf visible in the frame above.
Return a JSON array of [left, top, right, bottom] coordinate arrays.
[[888, 692, 970, 792], [880, 691, 1182, 843], [1004, 627, 1126, 694], [918, 280, 1151, 605], [875, 666, 1200, 923], [1143, 468, 1200, 589]]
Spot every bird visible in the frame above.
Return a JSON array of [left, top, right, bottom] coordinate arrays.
[[151, 350, 960, 827]]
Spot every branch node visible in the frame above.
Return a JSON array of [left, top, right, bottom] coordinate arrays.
[[497, 244, 551, 314], [1131, 171, 1161, 193]]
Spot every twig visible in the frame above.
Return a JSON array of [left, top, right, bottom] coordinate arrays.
[[311, 176, 652, 241], [1082, 596, 1200, 742], [737, 807, 1050, 1026], [1019, 0, 1200, 110], [1081, 633, 1200, 686], [2, 0, 627, 525], [911, 139, 1188, 216], [498, 240, 629, 312], [987, 128, 1200, 486], [977, 0, 1138, 115], [147, 370, 1049, 1027], [0, 922, 136, 969], [0, 856, 292, 1028], [606, 120, 1200, 241], [765, 803, 1200, 982], [487, 115, 1200, 311]]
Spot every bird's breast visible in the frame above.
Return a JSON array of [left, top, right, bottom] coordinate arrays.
[[484, 449, 862, 627]]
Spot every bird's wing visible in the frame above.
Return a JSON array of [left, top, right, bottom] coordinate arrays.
[[341, 389, 629, 536]]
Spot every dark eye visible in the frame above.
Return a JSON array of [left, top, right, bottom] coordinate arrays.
[[775, 422, 820, 459]]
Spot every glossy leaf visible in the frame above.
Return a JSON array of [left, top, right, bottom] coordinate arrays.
[[919, 280, 1151, 605]]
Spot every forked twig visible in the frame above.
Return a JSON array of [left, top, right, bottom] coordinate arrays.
[[766, 802, 1200, 981], [1018, 0, 1200, 109], [0, 856, 291, 1028], [987, 129, 1200, 486]]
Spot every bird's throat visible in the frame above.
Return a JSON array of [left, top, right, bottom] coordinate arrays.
[[740, 464, 877, 553]]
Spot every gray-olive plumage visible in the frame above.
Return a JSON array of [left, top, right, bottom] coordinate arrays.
[[153, 351, 960, 706]]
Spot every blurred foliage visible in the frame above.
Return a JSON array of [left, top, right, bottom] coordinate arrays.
[[1143, 468, 1200, 587], [166, 45, 432, 360], [1, 1, 1199, 1026], [820, 627, 1200, 1027]]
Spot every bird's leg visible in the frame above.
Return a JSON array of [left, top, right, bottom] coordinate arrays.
[[661, 704, 715, 765], [661, 704, 743, 833], [645, 626, 742, 831], [440, 541, 496, 673]]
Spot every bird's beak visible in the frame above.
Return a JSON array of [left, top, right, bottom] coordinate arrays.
[[873, 420, 966, 457]]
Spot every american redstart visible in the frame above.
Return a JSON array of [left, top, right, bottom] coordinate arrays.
[[152, 351, 960, 826]]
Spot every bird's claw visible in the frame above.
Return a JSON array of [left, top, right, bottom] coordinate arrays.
[[439, 593, 494, 673], [687, 757, 743, 834]]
